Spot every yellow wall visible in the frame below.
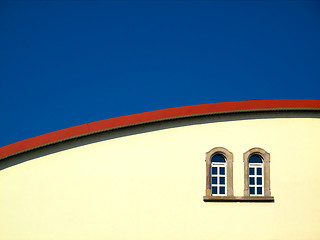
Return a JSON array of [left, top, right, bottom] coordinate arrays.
[[1, 115, 320, 239]]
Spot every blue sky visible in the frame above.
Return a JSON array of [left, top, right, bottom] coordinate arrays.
[[1, 0, 319, 147]]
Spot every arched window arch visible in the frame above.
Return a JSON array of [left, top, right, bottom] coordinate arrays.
[[243, 148, 271, 197], [205, 147, 233, 197]]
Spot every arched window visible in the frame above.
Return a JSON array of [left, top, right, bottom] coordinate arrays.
[[205, 147, 233, 197], [248, 154, 263, 196], [211, 154, 227, 195], [243, 148, 271, 197]]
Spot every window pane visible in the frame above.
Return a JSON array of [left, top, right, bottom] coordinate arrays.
[[212, 187, 217, 194], [220, 177, 225, 184], [257, 168, 262, 175], [249, 187, 255, 195], [220, 187, 225, 194], [249, 154, 262, 163], [220, 167, 225, 175], [257, 187, 263, 195], [212, 167, 217, 175], [212, 177, 217, 184], [249, 177, 255, 185], [249, 168, 254, 175], [257, 177, 262, 185], [211, 154, 225, 163]]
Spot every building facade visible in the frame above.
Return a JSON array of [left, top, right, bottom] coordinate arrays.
[[0, 99, 320, 240]]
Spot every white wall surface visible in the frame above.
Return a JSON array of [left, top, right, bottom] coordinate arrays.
[[1, 114, 320, 239]]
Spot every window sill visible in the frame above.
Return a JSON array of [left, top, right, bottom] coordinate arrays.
[[203, 196, 274, 202]]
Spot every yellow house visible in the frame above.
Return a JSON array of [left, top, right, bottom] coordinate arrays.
[[0, 99, 320, 240]]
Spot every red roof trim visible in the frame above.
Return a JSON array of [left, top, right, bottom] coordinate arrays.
[[1, 99, 320, 160]]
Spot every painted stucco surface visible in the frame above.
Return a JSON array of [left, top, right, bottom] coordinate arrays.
[[1, 115, 320, 239]]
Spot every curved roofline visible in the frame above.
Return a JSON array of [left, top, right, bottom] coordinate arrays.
[[1, 99, 320, 160]]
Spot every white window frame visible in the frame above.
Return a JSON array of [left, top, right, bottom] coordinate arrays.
[[248, 162, 264, 196], [211, 161, 227, 196]]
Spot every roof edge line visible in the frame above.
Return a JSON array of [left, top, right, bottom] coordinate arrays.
[[1, 99, 320, 160]]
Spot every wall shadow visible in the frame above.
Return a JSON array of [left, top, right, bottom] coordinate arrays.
[[1, 110, 319, 171]]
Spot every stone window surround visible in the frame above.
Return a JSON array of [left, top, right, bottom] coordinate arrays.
[[205, 147, 234, 197], [204, 147, 274, 202], [243, 147, 273, 199]]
